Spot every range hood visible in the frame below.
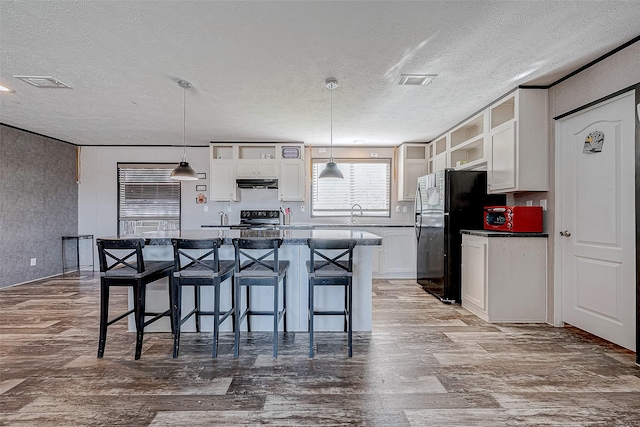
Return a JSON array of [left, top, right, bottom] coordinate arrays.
[[236, 178, 278, 189]]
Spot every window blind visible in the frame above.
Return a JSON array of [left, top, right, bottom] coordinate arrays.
[[118, 166, 181, 219], [311, 158, 391, 217]]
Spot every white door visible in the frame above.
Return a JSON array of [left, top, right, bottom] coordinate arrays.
[[557, 91, 636, 351]]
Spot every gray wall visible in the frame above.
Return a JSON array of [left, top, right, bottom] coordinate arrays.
[[0, 125, 78, 288]]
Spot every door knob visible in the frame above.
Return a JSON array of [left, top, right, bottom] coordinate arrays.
[[560, 230, 571, 237]]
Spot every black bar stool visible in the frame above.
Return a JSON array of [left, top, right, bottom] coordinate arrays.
[[171, 238, 234, 358], [306, 238, 357, 357], [96, 238, 174, 360], [233, 238, 289, 358]]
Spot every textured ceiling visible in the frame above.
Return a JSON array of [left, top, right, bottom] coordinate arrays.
[[1, 1, 639, 147]]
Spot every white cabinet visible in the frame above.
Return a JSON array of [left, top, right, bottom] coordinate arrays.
[[210, 145, 237, 201], [366, 227, 416, 279], [397, 143, 428, 201], [236, 144, 278, 178], [236, 159, 278, 178], [487, 89, 548, 193], [279, 160, 305, 201], [430, 136, 448, 173], [449, 111, 488, 170], [426, 88, 548, 191], [461, 233, 547, 323], [209, 143, 306, 201]]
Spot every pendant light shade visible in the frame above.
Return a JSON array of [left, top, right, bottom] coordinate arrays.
[[319, 160, 343, 179], [319, 78, 343, 179], [170, 79, 199, 181]]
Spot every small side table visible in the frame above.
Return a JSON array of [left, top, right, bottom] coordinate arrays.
[[62, 235, 95, 273]]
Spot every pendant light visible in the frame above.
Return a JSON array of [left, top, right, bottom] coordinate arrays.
[[319, 78, 344, 179], [170, 79, 198, 181]]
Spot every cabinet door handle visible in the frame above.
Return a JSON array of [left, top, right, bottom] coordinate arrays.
[[559, 230, 571, 237]]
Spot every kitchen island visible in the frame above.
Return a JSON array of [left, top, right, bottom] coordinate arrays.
[[99, 228, 382, 333]]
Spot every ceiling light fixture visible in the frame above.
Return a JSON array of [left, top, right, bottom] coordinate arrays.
[[13, 75, 72, 89], [319, 78, 343, 180], [398, 74, 437, 86], [0, 85, 10, 92], [170, 79, 198, 181]]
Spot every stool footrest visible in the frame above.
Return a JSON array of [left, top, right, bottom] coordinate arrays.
[[106, 309, 135, 326], [142, 309, 171, 328], [311, 310, 348, 316]]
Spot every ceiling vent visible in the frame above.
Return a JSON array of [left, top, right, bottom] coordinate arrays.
[[13, 76, 72, 89], [398, 74, 437, 86]]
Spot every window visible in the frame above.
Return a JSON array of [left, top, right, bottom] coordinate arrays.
[[311, 158, 391, 217], [118, 163, 181, 235]]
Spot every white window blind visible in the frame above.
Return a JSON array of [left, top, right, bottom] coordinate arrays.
[[118, 164, 181, 234], [311, 158, 391, 217]]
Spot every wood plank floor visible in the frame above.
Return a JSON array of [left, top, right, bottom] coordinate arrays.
[[1, 273, 639, 426]]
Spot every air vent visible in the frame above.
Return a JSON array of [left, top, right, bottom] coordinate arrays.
[[13, 76, 72, 89], [398, 74, 437, 86]]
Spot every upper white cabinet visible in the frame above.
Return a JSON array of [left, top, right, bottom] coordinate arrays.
[[430, 136, 448, 173], [427, 88, 548, 192], [449, 111, 488, 170], [279, 159, 305, 201], [209, 143, 305, 201], [487, 89, 548, 193], [210, 145, 237, 201], [397, 143, 428, 201], [236, 145, 278, 178]]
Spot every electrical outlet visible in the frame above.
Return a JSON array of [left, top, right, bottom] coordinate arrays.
[[540, 199, 547, 211], [227, 204, 232, 212], [300, 205, 305, 212], [204, 205, 208, 212], [396, 206, 400, 213], [30, 258, 36, 266], [526, 200, 533, 206], [402, 206, 408, 213]]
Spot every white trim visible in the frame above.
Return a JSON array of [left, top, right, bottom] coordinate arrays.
[[553, 119, 564, 327]]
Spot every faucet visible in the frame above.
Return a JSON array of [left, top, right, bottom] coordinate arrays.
[[350, 204, 363, 224]]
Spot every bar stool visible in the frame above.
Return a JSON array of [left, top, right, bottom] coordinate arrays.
[[171, 238, 235, 358], [233, 238, 288, 358], [306, 238, 357, 357], [96, 238, 174, 360]]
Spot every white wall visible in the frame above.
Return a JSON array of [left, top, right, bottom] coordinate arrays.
[[543, 41, 640, 324], [78, 146, 210, 241]]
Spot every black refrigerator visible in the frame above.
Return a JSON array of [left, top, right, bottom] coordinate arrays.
[[414, 169, 505, 303]]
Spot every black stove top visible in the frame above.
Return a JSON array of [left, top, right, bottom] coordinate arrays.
[[239, 210, 281, 225]]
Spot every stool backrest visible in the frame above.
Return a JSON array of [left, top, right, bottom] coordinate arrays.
[[171, 238, 224, 273], [97, 238, 146, 274], [233, 238, 283, 273], [307, 239, 357, 273]]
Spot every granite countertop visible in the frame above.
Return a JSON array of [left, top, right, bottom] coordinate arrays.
[[461, 229, 548, 238], [99, 228, 383, 246]]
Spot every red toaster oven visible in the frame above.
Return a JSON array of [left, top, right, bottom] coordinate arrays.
[[483, 206, 543, 233]]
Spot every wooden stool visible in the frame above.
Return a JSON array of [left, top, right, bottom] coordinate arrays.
[[171, 238, 234, 358], [306, 239, 357, 357], [96, 238, 174, 360], [233, 238, 289, 358]]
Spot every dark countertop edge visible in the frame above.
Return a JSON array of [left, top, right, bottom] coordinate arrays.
[[201, 224, 413, 229], [146, 237, 383, 246], [461, 229, 549, 238]]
